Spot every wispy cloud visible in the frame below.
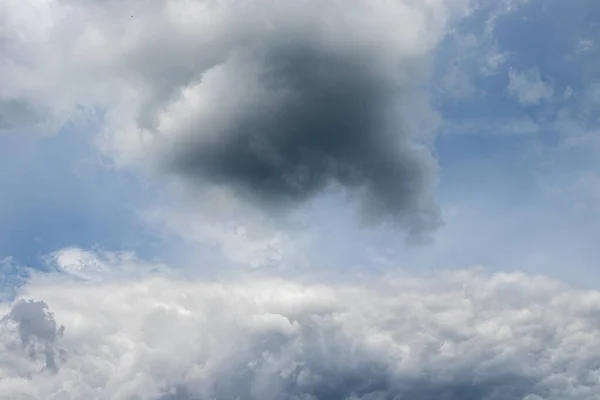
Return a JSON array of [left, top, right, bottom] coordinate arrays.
[[508, 67, 554, 105]]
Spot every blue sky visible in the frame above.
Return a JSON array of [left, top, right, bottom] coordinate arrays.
[[1, 1, 600, 398]]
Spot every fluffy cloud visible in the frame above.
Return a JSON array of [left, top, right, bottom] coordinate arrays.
[[1, 253, 600, 399], [1, 0, 474, 239], [157, 10, 442, 232]]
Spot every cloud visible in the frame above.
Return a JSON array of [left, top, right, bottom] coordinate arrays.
[[508, 67, 554, 105], [43, 247, 167, 281], [431, 0, 530, 87], [1, 0, 475, 239], [159, 21, 442, 234], [2, 300, 65, 372], [2, 255, 600, 399]]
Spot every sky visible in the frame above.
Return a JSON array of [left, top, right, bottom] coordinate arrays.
[[1, 0, 600, 399]]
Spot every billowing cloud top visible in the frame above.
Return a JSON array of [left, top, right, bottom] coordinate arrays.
[[1, 260, 600, 400], [1, 0, 472, 238]]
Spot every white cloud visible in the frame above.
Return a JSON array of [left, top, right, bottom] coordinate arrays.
[[1, 0, 467, 164], [1, 253, 600, 399], [508, 67, 554, 105], [439, 0, 531, 80], [140, 181, 311, 269], [43, 247, 167, 281]]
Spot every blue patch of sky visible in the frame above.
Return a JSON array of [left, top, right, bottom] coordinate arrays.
[[421, 0, 600, 286], [0, 122, 165, 271], [432, 0, 599, 185], [494, 0, 599, 75], [0, 257, 32, 301]]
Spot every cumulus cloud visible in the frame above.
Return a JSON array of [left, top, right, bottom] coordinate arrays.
[[508, 67, 554, 105], [2, 259, 600, 400], [160, 20, 441, 232], [1, 0, 475, 238]]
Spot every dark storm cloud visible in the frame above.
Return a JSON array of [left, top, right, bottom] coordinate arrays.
[[166, 40, 441, 237]]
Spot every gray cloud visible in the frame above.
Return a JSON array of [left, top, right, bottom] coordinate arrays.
[[165, 36, 442, 236], [3, 300, 65, 372], [2, 265, 600, 399], [1, 0, 469, 239]]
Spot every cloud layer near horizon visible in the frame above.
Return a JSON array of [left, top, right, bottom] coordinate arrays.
[[1, 252, 600, 400], [1, 0, 473, 238]]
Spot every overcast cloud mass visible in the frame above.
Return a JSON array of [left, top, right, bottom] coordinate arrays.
[[2, 0, 600, 399], [2, 255, 600, 400]]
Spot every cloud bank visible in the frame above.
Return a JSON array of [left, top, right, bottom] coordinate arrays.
[[1, 0, 474, 238], [2, 253, 600, 400]]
